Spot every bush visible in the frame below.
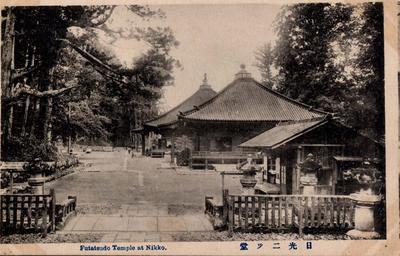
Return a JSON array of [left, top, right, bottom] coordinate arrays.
[[177, 148, 191, 166], [3, 136, 58, 162]]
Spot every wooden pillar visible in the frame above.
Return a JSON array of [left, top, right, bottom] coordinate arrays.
[[221, 172, 225, 198], [222, 189, 229, 225], [275, 157, 280, 182], [281, 166, 287, 194], [141, 133, 146, 156], [263, 154, 268, 182], [50, 188, 56, 232], [263, 155, 268, 171], [170, 135, 175, 164], [295, 147, 302, 194], [10, 170, 14, 194]]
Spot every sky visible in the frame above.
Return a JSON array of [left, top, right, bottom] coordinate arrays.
[[103, 4, 281, 111]]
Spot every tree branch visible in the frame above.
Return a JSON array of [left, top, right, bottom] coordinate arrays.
[[4, 83, 81, 105], [56, 38, 129, 85], [11, 65, 40, 80], [91, 6, 116, 27]]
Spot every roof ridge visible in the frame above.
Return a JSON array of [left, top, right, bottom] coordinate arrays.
[[275, 116, 329, 126]]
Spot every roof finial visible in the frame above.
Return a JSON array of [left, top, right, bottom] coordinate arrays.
[[200, 73, 211, 89], [203, 73, 208, 84], [235, 64, 251, 79]]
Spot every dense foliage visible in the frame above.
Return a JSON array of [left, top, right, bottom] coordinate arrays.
[[256, 3, 384, 140], [1, 5, 179, 159]]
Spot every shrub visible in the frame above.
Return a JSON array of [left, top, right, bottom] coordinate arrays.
[[3, 136, 58, 162], [177, 148, 191, 166]]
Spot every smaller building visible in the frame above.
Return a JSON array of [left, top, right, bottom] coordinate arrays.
[[239, 116, 384, 195]]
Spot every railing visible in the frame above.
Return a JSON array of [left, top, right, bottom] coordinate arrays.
[[225, 193, 355, 236], [91, 146, 114, 152], [55, 196, 77, 230], [205, 196, 223, 218], [0, 189, 56, 237], [192, 151, 262, 160], [0, 161, 56, 171], [190, 151, 262, 169]]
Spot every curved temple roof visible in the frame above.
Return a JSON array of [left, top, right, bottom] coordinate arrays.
[[145, 74, 217, 128], [182, 66, 327, 122]]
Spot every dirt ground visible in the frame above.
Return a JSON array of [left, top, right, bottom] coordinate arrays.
[[45, 151, 242, 207]]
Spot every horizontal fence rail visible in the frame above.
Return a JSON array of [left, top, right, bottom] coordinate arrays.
[[226, 194, 355, 235], [190, 151, 263, 169]]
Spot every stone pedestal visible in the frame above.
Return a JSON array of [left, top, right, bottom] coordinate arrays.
[[346, 193, 382, 239], [240, 176, 257, 195], [300, 174, 318, 195], [28, 173, 46, 195]]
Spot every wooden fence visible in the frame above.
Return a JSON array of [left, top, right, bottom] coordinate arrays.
[[1, 189, 77, 237], [221, 192, 355, 235], [0, 189, 56, 236]]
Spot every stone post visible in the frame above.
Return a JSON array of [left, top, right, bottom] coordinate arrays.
[[298, 153, 321, 195], [141, 133, 146, 156], [239, 157, 259, 195], [27, 159, 46, 195], [240, 175, 257, 195], [346, 193, 382, 239]]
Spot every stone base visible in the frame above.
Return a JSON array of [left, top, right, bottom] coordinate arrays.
[[346, 229, 380, 239], [241, 187, 255, 195]]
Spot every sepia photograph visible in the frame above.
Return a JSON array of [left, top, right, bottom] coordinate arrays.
[[0, 0, 389, 252]]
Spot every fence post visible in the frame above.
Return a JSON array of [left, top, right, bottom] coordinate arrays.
[[68, 195, 77, 212], [228, 196, 233, 236], [222, 189, 229, 225], [42, 196, 48, 237], [298, 200, 303, 237], [50, 189, 56, 232], [0, 195, 2, 235]]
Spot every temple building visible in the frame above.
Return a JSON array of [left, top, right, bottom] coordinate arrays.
[[178, 65, 327, 165], [140, 74, 217, 158]]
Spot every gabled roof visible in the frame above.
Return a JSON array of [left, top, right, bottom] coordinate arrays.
[[239, 119, 327, 149], [145, 75, 217, 128], [181, 66, 326, 122]]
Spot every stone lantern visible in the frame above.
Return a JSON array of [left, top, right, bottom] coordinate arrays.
[[346, 162, 382, 239], [27, 158, 46, 195], [238, 156, 261, 195], [298, 153, 321, 195]]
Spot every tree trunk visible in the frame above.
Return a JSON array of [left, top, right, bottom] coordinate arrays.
[[2, 8, 16, 144], [43, 94, 53, 142], [30, 98, 40, 137], [7, 106, 14, 139], [1, 7, 15, 96], [21, 95, 31, 136]]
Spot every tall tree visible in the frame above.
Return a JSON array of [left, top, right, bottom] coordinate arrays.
[[254, 42, 275, 88], [272, 3, 384, 139]]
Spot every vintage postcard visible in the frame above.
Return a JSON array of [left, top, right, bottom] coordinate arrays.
[[0, 0, 398, 255]]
